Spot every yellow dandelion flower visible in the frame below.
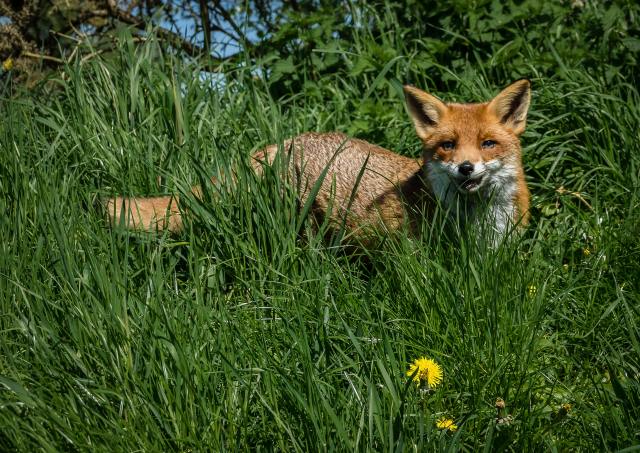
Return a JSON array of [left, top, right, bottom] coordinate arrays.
[[583, 248, 591, 257], [528, 285, 537, 297], [2, 58, 13, 72], [561, 403, 572, 412], [436, 417, 458, 432], [407, 357, 442, 388]]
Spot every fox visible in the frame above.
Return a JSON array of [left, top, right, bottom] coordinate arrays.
[[105, 79, 531, 245]]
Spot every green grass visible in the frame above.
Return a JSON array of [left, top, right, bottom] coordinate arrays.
[[1, 5, 640, 451]]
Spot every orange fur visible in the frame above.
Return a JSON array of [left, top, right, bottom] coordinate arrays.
[[104, 80, 532, 243]]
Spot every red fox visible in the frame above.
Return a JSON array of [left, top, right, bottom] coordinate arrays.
[[106, 80, 531, 244]]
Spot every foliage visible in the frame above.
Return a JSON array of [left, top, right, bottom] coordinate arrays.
[[1, 1, 639, 451]]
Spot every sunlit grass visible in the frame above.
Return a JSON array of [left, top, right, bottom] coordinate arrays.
[[0, 19, 639, 452]]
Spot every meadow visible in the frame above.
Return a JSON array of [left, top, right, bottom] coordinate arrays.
[[1, 1, 639, 451]]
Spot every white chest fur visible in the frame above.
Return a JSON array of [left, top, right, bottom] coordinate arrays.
[[426, 159, 518, 239]]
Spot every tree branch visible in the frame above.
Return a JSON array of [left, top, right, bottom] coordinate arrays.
[[104, 0, 275, 73], [198, 0, 211, 54], [212, 1, 248, 45], [106, 0, 205, 57], [4, 1, 282, 75]]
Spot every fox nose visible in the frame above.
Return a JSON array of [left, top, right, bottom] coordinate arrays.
[[458, 161, 474, 176]]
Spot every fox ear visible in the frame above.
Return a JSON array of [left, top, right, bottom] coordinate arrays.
[[403, 85, 447, 140], [488, 79, 531, 135]]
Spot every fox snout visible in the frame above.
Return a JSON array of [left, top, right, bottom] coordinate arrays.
[[454, 160, 485, 192], [458, 161, 474, 176], [454, 161, 484, 191]]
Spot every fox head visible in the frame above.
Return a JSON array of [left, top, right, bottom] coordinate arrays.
[[403, 80, 531, 202]]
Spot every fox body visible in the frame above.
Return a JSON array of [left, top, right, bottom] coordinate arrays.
[[107, 80, 531, 243]]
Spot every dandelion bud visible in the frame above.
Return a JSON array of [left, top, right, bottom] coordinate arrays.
[[2, 58, 13, 72]]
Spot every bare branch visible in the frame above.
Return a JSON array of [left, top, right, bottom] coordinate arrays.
[[211, 1, 248, 44], [106, 0, 205, 57], [21, 50, 64, 63], [198, 0, 211, 54]]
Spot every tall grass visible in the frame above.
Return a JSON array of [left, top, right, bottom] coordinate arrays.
[[1, 6, 639, 451]]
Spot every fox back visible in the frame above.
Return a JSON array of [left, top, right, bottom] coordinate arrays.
[[106, 80, 531, 244]]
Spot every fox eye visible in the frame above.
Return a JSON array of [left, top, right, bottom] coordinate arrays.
[[482, 140, 496, 149], [441, 141, 456, 151]]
